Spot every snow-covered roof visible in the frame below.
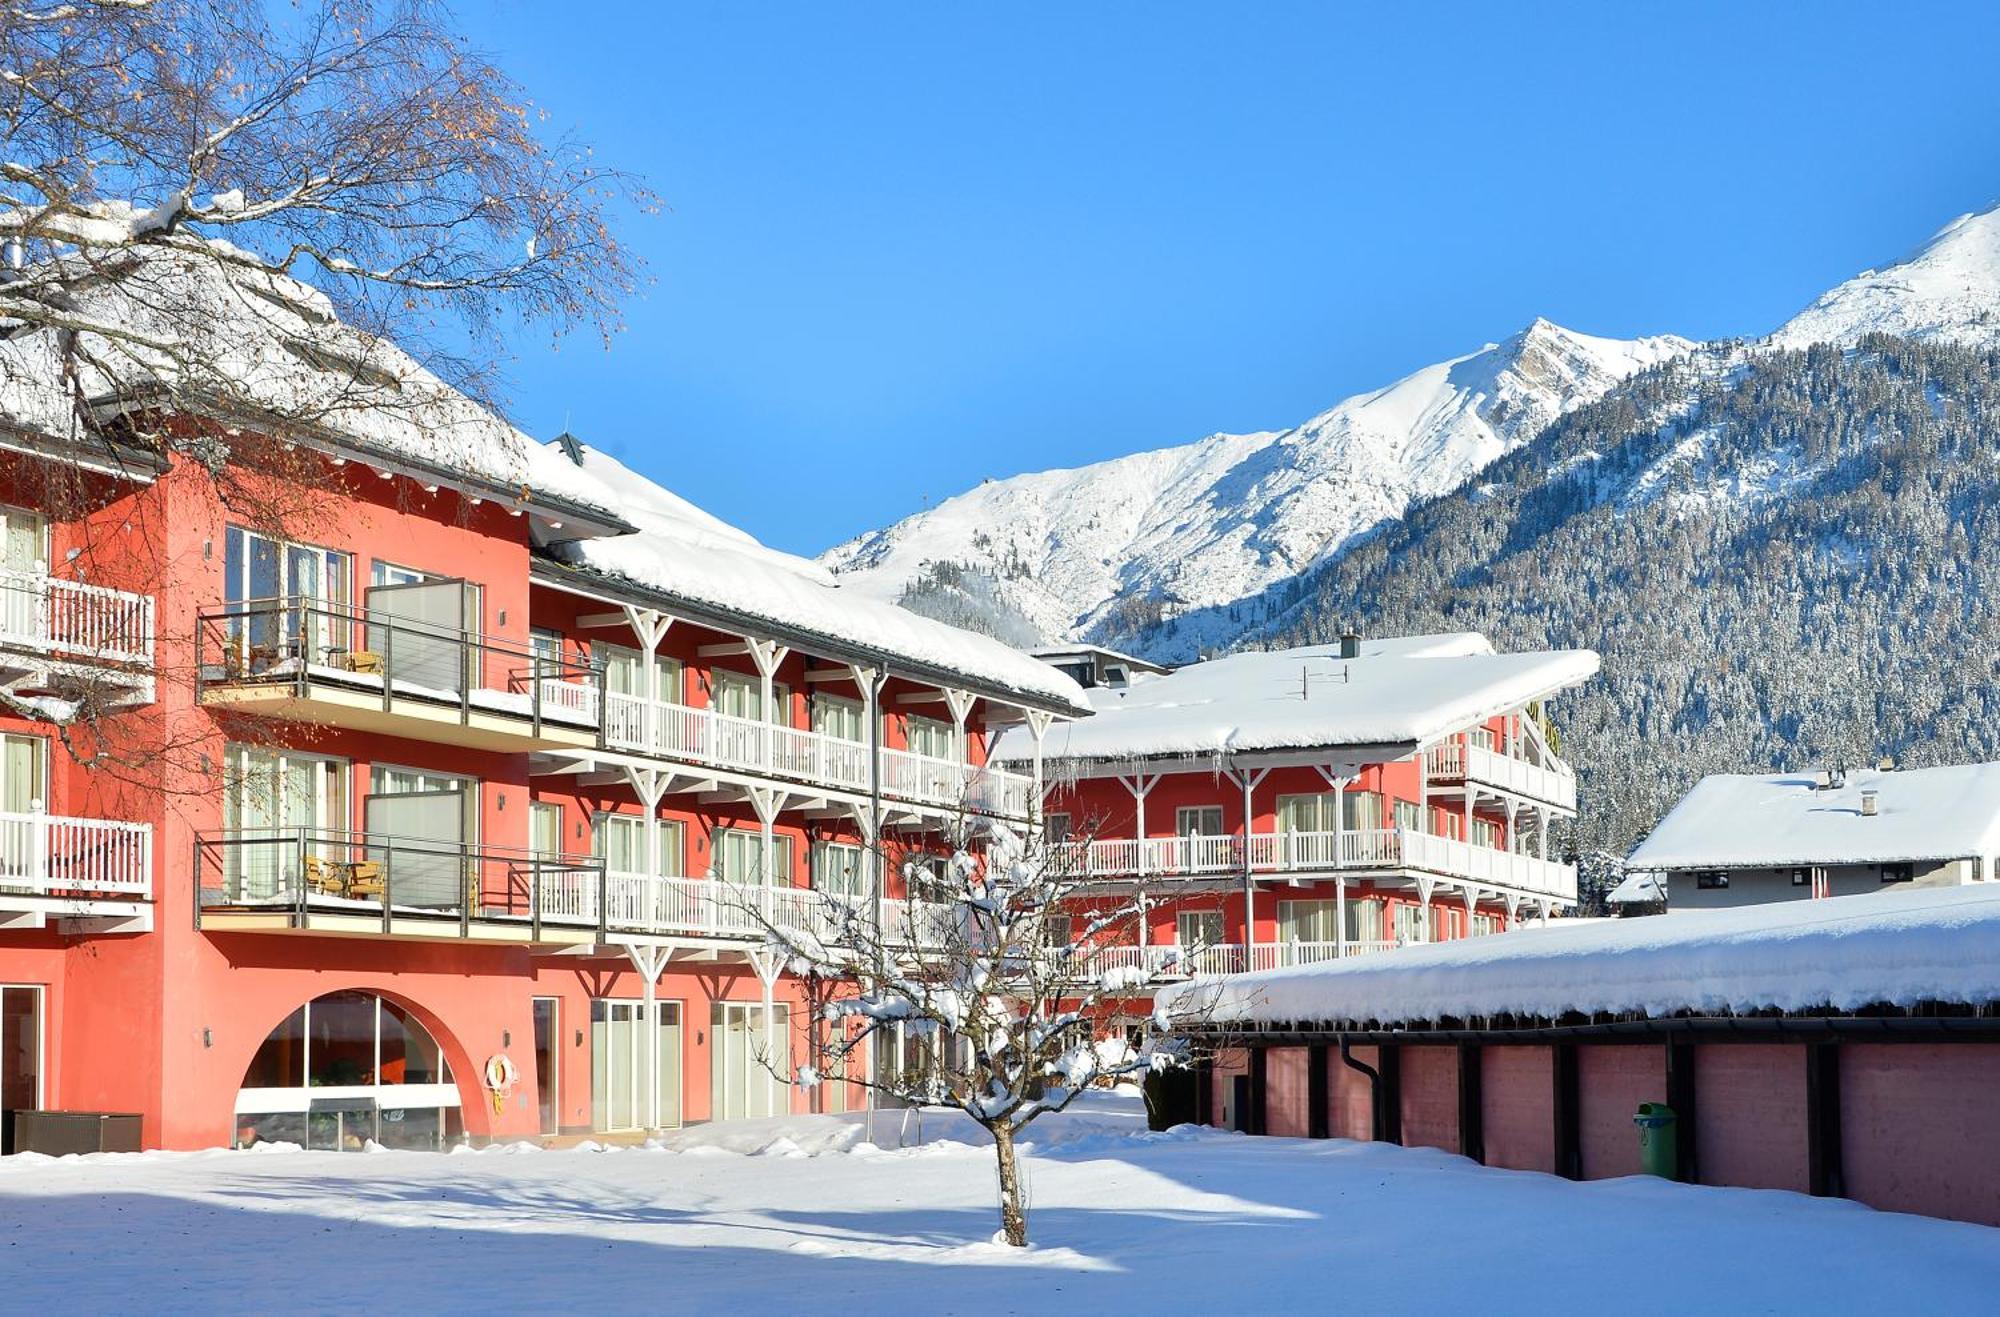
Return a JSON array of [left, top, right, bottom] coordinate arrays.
[[548, 444, 1091, 715], [1606, 870, 1667, 904], [0, 242, 628, 529], [997, 634, 1596, 765], [1627, 764, 2000, 871], [1159, 884, 2000, 1026]]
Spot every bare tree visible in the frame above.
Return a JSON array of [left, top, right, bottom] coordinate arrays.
[[753, 821, 1198, 1249], [0, 0, 645, 772]]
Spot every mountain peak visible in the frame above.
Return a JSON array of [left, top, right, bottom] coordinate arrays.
[[1771, 201, 2000, 349]]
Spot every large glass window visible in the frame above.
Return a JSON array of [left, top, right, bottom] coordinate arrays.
[[1176, 806, 1225, 837], [716, 828, 792, 885], [905, 715, 953, 760], [0, 507, 47, 643], [811, 695, 864, 742], [233, 992, 459, 1152], [1176, 909, 1224, 947], [714, 671, 788, 723], [596, 813, 683, 877], [811, 840, 868, 899], [597, 642, 681, 703], [1278, 899, 1338, 943], [711, 1001, 789, 1121], [222, 746, 348, 900], [0, 734, 45, 819], [223, 526, 351, 663], [1276, 793, 1337, 833]]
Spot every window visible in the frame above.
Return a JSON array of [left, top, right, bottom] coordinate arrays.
[[712, 1001, 790, 1121], [811, 694, 865, 743], [1177, 909, 1224, 948], [1276, 793, 1338, 834], [592, 999, 682, 1132], [715, 671, 787, 723], [716, 828, 794, 885], [1471, 817, 1501, 849], [224, 526, 352, 661], [1391, 902, 1427, 943], [529, 801, 563, 859], [1696, 870, 1730, 890], [234, 991, 459, 1151], [371, 561, 428, 588], [1344, 791, 1384, 832], [1177, 806, 1225, 837], [1468, 727, 1496, 751], [2, 984, 43, 1151], [531, 627, 566, 668], [1345, 897, 1383, 943], [904, 853, 953, 902], [0, 734, 45, 815], [1472, 913, 1499, 937], [1278, 899, 1338, 943], [1790, 867, 1811, 887], [596, 813, 683, 877], [0, 505, 47, 575], [1881, 863, 1914, 884], [597, 642, 681, 703], [811, 840, 868, 899], [1393, 799, 1424, 833], [905, 714, 954, 760], [1042, 812, 1072, 844]]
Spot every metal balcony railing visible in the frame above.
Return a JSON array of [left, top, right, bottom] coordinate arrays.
[[195, 599, 602, 732]]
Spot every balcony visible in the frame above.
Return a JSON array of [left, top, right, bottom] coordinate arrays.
[[1061, 938, 1402, 982], [193, 831, 961, 949], [0, 810, 153, 933], [1053, 826, 1576, 899], [602, 692, 1037, 818], [196, 599, 602, 753], [1425, 741, 1576, 811]]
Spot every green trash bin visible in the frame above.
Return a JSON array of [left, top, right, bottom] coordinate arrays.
[[1634, 1102, 1677, 1179]]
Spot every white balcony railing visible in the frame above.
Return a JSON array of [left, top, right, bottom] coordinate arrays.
[[535, 869, 962, 947], [0, 810, 152, 902], [1059, 826, 1575, 899], [1426, 742, 1576, 811], [0, 568, 155, 666], [602, 693, 1036, 817]]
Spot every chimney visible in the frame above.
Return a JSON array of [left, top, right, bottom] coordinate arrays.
[[1861, 789, 1878, 817], [1339, 631, 1361, 660]]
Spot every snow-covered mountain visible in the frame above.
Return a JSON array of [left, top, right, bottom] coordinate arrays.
[[1771, 204, 2000, 349], [821, 319, 1693, 657]]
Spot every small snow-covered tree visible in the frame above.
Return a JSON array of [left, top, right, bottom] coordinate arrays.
[[755, 821, 1197, 1248]]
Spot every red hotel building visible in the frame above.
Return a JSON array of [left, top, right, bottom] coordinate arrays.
[[0, 254, 1087, 1152], [1003, 634, 1596, 977]]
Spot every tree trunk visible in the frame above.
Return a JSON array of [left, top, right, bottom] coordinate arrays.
[[992, 1121, 1029, 1247]]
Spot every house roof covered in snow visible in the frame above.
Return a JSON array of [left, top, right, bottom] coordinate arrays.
[[1627, 764, 2000, 871], [1158, 884, 2000, 1027], [0, 241, 630, 535], [995, 634, 1596, 767], [542, 443, 1091, 716]]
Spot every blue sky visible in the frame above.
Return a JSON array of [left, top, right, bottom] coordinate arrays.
[[461, 2, 2000, 555]]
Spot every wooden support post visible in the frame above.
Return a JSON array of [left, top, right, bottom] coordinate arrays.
[[1806, 1040, 1844, 1199], [1457, 1042, 1484, 1165], [1552, 1042, 1581, 1180], [1665, 1038, 1698, 1184]]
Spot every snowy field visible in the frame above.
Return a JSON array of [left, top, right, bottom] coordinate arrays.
[[4, 1096, 1997, 1314]]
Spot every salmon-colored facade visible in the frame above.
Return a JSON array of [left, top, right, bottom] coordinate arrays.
[[0, 420, 1073, 1153]]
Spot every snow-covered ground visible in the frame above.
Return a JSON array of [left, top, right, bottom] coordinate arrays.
[[4, 1096, 1996, 1313]]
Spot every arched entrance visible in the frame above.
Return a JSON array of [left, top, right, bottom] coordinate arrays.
[[234, 990, 465, 1150]]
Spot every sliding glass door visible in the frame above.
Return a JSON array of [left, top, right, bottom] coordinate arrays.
[[590, 999, 682, 1131], [711, 1001, 789, 1121], [1, 985, 41, 1155]]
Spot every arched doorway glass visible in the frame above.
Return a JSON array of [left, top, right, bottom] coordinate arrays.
[[234, 990, 463, 1150]]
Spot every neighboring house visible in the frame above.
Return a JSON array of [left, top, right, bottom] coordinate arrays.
[[996, 631, 1598, 980], [1623, 764, 2000, 910], [0, 250, 1088, 1154], [1026, 643, 1171, 691]]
